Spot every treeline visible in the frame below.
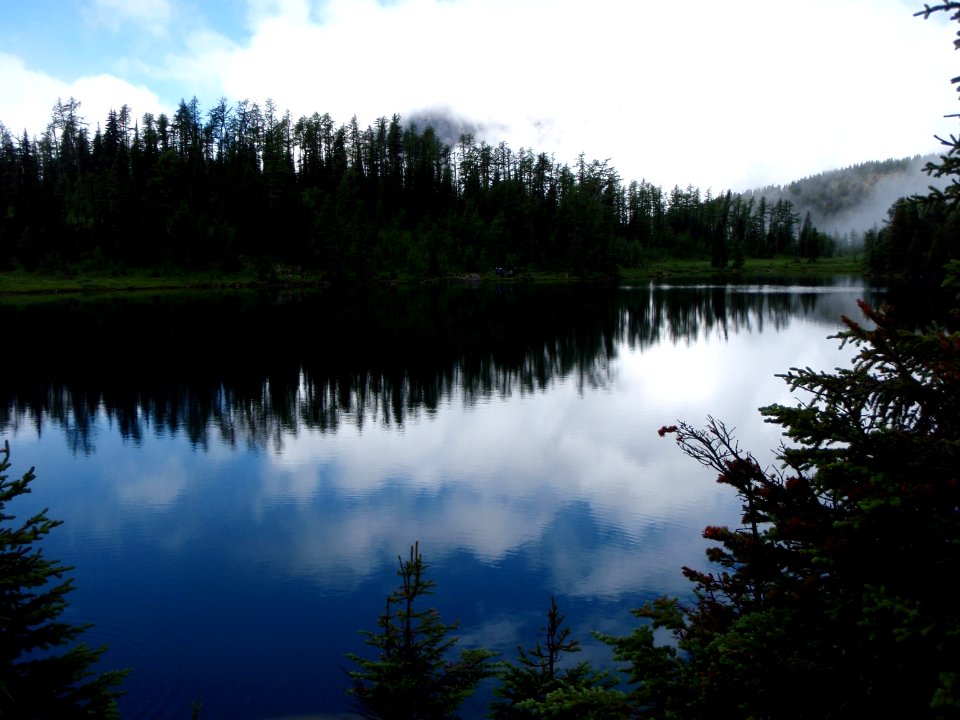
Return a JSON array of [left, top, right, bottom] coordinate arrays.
[[0, 98, 832, 279], [745, 154, 960, 280], [863, 195, 960, 279], [747, 155, 936, 231], [753, 156, 928, 209]]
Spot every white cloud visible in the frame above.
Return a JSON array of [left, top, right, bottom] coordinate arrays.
[[69, 74, 165, 126], [161, 0, 952, 190], [0, 53, 163, 137], [0, 54, 67, 137], [114, 458, 189, 509], [2, 0, 955, 189]]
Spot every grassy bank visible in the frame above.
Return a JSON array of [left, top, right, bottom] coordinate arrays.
[[625, 254, 865, 280], [0, 267, 270, 297], [0, 256, 866, 297]]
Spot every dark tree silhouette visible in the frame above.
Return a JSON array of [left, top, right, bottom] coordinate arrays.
[[0, 441, 128, 718], [605, 298, 960, 718], [491, 596, 625, 719], [1, 94, 838, 280], [345, 542, 494, 720]]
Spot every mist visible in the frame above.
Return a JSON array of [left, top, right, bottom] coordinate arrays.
[[824, 157, 945, 235], [746, 154, 948, 244], [404, 108, 491, 147]]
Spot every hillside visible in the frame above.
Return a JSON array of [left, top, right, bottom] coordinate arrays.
[[745, 154, 943, 242]]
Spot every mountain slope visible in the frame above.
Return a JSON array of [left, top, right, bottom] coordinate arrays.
[[745, 154, 944, 239]]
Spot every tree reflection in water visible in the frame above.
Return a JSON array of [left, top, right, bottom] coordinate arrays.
[[0, 279, 898, 454]]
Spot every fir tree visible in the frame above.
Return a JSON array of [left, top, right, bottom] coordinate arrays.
[[0, 440, 128, 718], [916, 2, 960, 208], [345, 542, 494, 720], [605, 297, 960, 718], [491, 596, 625, 719]]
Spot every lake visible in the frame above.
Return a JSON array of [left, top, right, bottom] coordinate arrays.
[[0, 278, 895, 718]]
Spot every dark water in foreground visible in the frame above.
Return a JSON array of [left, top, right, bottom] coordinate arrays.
[[1, 279, 892, 718]]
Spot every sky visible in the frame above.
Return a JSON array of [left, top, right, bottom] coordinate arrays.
[[0, 0, 956, 192]]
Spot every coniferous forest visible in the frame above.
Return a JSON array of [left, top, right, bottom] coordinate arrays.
[[1, 98, 849, 281], [3, 94, 957, 283]]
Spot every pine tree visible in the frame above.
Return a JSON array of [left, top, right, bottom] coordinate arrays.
[[345, 542, 494, 720], [0, 440, 128, 718]]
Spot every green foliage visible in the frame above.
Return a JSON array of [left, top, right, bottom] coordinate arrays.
[[345, 542, 494, 720], [513, 684, 629, 720], [861, 2, 960, 282], [916, 3, 960, 208], [597, 597, 689, 717], [0, 96, 832, 280], [747, 154, 937, 245], [491, 597, 625, 719], [0, 440, 127, 718], [864, 196, 959, 280], [606, 296, 960, 718], [797, 210, 821, 262]]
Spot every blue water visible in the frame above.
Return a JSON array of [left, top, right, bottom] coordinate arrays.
[[1, 281, 880, 718]]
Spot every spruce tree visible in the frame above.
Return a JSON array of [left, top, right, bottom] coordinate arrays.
[[0, 440, 128, 718], [490, 596, 625, 719], [604, 298, 960, 718], [345, 542, 494, 720], [916, 2, 960, 208]]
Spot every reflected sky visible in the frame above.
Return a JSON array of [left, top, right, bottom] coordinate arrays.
[[2, 283, 873, 719]]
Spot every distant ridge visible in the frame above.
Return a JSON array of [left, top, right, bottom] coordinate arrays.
[[744, 154, 943, 239]]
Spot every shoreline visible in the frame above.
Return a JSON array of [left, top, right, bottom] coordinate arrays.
[[0, 256, 868, 298]]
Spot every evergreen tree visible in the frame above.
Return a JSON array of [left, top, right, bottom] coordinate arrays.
[[491, 596, 625, 719], [709, 191, 731, 268], [797, 209, 820, 261], [345, 542, 494, 720], [916, 3, 960, 208], [605, 297, 960, 718], [1, 96, 837, 277], [0, 441, 128, 718]]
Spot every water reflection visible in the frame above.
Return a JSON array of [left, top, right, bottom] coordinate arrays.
[[0, 280, 890, 719], [1, 281, 881, 452]]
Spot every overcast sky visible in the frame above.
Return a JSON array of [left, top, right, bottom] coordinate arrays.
[[0, 0, 956, 191]]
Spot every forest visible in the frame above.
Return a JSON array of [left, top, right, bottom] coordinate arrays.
[[3, 94, 955, 283], [1, 97, 849, 281]]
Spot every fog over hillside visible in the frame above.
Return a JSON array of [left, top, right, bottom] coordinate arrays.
[[409, 106, 943, 247], [745, 154, 948, 242]]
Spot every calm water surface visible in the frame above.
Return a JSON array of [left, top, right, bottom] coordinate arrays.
[[1, 280, 889, 718]]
